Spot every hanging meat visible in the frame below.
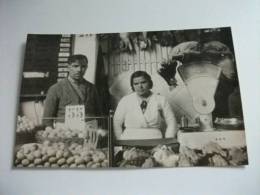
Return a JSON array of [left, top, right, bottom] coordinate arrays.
[[119, 32, 134, 52], [137, 32, 152, 50]]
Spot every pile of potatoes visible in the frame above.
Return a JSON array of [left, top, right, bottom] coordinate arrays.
[[16, 115, 36, 133], [14, 141, 108, 168]]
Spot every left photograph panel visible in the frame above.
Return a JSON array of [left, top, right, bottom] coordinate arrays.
[[14, 34, 110, 169]]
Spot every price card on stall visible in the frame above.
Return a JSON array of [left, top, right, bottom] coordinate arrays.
[[65, 105, 85, 130]]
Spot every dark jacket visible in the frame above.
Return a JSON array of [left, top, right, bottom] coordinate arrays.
[[42, 78, 101, 127]]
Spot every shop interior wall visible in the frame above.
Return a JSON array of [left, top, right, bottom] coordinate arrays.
[[105, 42, 173, 109], [73, 34, 99, 84]]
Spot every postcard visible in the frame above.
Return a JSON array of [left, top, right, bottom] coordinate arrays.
[[14, 27, 248, 169]]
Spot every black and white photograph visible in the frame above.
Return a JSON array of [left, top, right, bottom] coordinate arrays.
[[14, 27, 248, 169], [2, 0, 260, 194]]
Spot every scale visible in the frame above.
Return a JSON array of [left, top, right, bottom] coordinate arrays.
[[176, 60, 246, 149], [178, 61, 221, 131]]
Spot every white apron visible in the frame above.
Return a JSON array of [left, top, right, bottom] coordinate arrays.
[[120, 93, 164, 140]]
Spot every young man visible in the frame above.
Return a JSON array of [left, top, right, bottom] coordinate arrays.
[[42, 54, 101, 128]]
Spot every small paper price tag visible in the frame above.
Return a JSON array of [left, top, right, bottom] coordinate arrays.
[[65, 105, 85, 130]]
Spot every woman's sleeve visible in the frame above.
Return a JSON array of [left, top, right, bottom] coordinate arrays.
[[161, 97, 178, 138], [113, 98, 126, 140]]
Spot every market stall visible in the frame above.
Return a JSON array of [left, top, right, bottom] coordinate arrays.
[[13, 28, 248, 169]]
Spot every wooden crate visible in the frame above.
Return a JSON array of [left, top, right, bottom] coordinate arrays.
[[15, 131, 36, 145]]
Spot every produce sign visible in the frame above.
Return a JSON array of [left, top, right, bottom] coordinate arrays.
[[65, 105, 85, 131]]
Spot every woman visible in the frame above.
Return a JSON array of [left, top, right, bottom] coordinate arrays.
[[113, 71, 178, 140]]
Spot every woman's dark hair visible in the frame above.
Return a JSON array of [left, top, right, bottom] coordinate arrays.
[[68, 54, 88, 67], [130, 71, 153, 91]]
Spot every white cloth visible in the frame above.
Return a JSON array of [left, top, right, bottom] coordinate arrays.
[[113, 92, 177, 140]]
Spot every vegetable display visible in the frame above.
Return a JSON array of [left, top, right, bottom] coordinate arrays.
[[115, 142, 247, 168], [14, 141, 108, 168]]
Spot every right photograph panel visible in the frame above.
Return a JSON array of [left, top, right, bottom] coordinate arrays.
[[105, 27, 248, 168]]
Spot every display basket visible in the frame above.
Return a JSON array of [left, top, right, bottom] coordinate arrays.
[[37, 116, 109, 149]]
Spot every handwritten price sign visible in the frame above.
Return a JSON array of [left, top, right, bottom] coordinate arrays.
[[65, 105, 85, 130]]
